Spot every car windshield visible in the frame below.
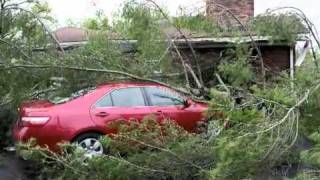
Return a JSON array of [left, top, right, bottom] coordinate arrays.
[[50, 87, 96, 104]]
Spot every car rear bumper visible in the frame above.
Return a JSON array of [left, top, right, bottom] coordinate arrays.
[[12, 123, 65, 152], [13, 122, 34, 143]]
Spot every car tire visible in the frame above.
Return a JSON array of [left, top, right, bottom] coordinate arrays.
[[73, 133, 105, 157]]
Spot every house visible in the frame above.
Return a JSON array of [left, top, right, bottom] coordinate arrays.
[[52, 0, 307, 83]]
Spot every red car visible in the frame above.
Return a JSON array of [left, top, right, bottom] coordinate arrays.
[[13, 82, 208, 155]]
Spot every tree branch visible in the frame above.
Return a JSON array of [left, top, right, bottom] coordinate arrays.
[[146, 0, 205, 88], [212, 3, 266, 87], [6, 6, 65, 53], [0, 38, 30, 59], [1, 64, 193, 96], [238, 89, 310, 138]]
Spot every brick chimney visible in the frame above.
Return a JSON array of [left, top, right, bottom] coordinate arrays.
[[206, 0, 254, 26]]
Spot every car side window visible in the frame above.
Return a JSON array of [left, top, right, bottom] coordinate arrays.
[[111, 88, 145, 107], [95, 94, 113, 107], [145, 87, 184, 106]]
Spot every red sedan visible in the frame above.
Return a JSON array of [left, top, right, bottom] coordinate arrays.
[[13, 82, 208, 155]]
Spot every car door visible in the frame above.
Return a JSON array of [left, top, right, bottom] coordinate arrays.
[[90, 87, 151, 133], [144, 86, 202, 132]]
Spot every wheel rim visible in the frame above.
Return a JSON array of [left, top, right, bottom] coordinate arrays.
[[78, 138, 104, 157]]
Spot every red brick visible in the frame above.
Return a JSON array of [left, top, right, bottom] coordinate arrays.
[[206, 0, 254, 26]]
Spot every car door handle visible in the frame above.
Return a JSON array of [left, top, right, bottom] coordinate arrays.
[[95, 112, 110, 117], [155, 111, 163, 115]]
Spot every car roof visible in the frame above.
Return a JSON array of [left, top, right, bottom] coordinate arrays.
[[97, 82, 166, 89]]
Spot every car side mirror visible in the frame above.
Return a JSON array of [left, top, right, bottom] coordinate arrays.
[[183, 99, 192, 108]]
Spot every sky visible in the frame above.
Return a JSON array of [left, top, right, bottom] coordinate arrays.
[[45, 0, 320, 30]]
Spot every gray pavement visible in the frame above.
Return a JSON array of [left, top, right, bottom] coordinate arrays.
[[0, 152, 34, 180]]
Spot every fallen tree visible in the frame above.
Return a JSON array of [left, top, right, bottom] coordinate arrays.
[[1, 0, 320, 179]]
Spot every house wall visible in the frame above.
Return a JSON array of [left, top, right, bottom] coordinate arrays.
[[174, 45, 292, 85], [260, 46, 291, 72]]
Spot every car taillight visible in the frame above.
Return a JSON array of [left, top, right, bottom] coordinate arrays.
[[20, 117, 50, 126]]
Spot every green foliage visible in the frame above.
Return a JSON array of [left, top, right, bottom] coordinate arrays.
[[172, 10, 304, 44], [207, 86, 282, 179], [286, 56, 320, 179], [218, 45, 255, 87], [115, 0, 163, 40], [205, 71, 305, 179], [209, 135, 271, 179], [0, 0, 54, 49], [300, 141, 320, 168], [251, 84, 295, 106], [18, 117, 215, 180], [83, 10, 110, 31], [0, 0, 180, 148], [0, 1, 318, 180], [294, 172, 320, 180], [113, 0, 173, 75], [0, 0, 57, 145], [300, 120, 320, 170], [173, 14, 222, 34], [295, 59, 320, 135], [105, 115, 190, 155], [218, 59, 254, 87], [251, 14, 305, 44]]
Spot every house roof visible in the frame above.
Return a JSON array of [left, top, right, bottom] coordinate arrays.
[[54, 27, 88, 43], [52, 27, 302, 51]]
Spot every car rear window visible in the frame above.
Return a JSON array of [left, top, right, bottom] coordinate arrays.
[[51, 87, 96, 104]]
